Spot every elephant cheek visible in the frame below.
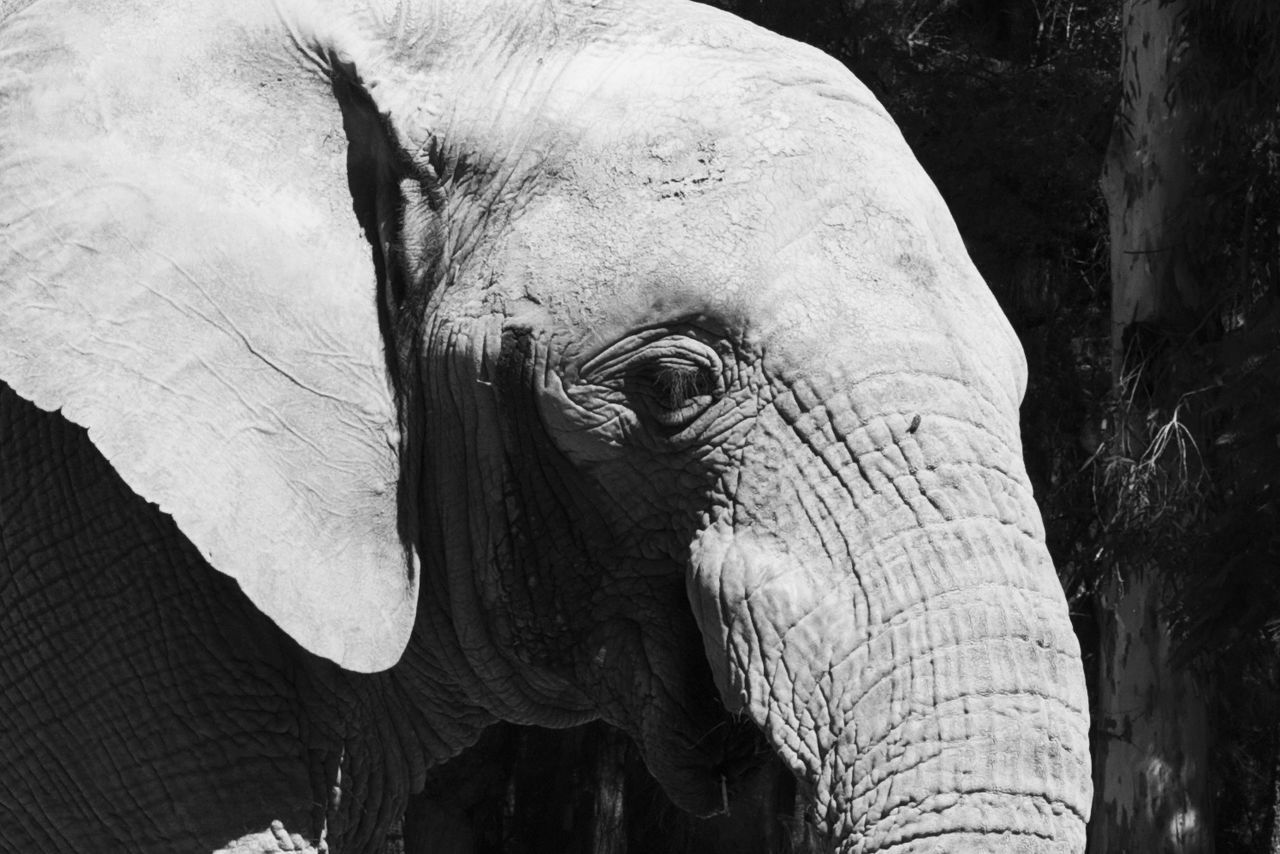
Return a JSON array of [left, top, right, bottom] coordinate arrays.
[[687, 520, 1092, 853]]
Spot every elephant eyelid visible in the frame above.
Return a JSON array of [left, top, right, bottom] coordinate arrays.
[[624, 348, 724, 430], [573, 334, 727, 432], [577, 322, 732, 378]]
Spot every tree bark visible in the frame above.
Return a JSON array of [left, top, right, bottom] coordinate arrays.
[[1271, 713, 1280, 854], [590, 728, 628, 854], [1093, 1, 1213, 852], [1102, 0, 1200, 378], [1092, 570, 1212, 853]]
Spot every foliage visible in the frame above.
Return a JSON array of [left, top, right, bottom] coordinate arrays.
[[1095, 358, 1208, 539], [1181, 0, 1280, 117]]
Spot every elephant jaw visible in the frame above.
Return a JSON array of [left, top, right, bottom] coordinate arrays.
[[684, 520, 1093, 853], [588, 614, 777, 820]]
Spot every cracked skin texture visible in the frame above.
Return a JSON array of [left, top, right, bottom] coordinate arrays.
[[0, 0, 1091, 851]]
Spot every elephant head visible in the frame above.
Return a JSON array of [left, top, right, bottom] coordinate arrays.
[[0, 0, 1091, 850]]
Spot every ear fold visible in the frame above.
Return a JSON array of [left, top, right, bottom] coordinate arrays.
[[0, 1, 421, 671]]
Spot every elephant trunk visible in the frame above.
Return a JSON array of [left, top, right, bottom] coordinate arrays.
[[686, 396, 1092, 852]]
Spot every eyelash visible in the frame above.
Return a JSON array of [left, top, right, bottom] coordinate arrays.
[[639, 362, 717, 427]]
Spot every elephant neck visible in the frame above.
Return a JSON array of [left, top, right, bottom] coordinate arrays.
[[380, 601, 501, 781]]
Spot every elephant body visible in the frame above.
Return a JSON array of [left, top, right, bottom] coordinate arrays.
[[0, 0, 1093, 851], [0, 383, 451, 850]]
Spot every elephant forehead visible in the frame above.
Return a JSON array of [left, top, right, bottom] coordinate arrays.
[[527, 45, 909, 205], [484, 75, 968, 319], [474, 154, 1025, 414], [487, 147, 991, 357], [416, 1, 924, 241]]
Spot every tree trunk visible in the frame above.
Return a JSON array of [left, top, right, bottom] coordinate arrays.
[[1271, 715, 1280, 854], [1093, 1, 1213, 852], [1102, 0, 1200, 377], [1092, 570, 1212, 853], [590, 728, 628, 854]]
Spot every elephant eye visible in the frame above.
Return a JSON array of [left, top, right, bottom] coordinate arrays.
[[577, 329, 728, 434], [634, 359, 718, 428]]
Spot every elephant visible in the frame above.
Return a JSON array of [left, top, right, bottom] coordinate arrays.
[[0, 0, 1093, 851]]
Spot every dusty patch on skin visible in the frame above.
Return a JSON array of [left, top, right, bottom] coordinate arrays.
[[642, 137, 726, 201]]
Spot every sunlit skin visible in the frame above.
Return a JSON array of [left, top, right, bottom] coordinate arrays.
[[0, 0, 1090, 851]]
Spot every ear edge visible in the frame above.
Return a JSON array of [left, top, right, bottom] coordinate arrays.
[[0, 5, 421, 673]]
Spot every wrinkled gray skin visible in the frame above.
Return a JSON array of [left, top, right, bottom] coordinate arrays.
[[0, 0, 1092, 851]]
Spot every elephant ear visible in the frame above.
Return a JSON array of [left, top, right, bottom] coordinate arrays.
[[0, 1, 421, 671]]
